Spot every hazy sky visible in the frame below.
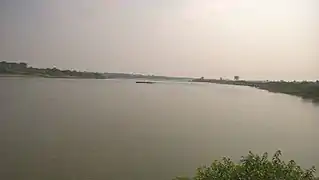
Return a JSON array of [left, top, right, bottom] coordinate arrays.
[[0, 0, 318, 80]]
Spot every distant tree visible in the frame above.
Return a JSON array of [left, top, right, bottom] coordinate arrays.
[[200, 77, 204, 80], [234, 76, 240, 81], [19, 62, 28, 69], [0, 62, 5, 73], [0, 61, 7, 67], [0, 66, 7, 73]]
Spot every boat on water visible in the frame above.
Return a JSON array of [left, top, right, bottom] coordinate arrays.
[[136, 81, 155, 84]]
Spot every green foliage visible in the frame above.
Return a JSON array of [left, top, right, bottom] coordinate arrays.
[[174, 151, 317, 180]]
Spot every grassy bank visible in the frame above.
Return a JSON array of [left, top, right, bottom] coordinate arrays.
[[192, 78, 319, 103]]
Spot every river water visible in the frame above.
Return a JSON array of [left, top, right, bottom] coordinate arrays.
[[0, 77, 318, 180]]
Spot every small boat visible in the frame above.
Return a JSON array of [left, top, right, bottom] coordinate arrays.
[[136, 81, 155, 84]]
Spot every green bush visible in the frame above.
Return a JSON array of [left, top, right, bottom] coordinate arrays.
[[174, 151, 317, 180]]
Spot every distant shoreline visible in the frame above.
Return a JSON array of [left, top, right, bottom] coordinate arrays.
[[0, 61, 192, 81], [192, 78, 319, 103], [0, 73, 94, 79], [0, 74, 31, 77], [2, 61, 318, 103]]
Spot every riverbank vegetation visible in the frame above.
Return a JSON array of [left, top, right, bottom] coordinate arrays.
[[192, 78, 319, 103], [0, 61, 192, 81], [173, 150, 318, 180], [0, 61, 106, 79]]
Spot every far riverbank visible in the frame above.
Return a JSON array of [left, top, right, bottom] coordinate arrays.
[[0, 61, 191, 81], [192, 78, 319, 103]]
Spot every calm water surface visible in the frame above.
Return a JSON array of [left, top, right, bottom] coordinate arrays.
[[1, 77, 319, 180]]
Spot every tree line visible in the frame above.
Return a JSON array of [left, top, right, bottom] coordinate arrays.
[[0, 61, 105, 79]]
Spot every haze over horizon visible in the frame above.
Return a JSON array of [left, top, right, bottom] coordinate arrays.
[[1, 0, 318, 80]]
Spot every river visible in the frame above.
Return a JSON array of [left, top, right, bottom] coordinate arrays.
[[0, 77, 318, 180]]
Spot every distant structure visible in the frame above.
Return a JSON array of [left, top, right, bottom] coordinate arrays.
[[234, 76, 240, 81]]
